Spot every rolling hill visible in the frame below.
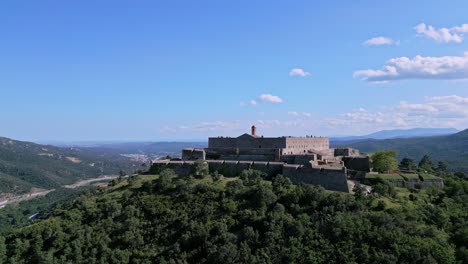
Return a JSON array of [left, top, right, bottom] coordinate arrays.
[[331, 127, 458, 144], [334, 129, 468, 172], [0, 137, 138, 195]]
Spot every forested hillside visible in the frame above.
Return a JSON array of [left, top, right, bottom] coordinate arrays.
[[1, 169, 467, 263], [0, 137, 137, 195], [336, 129, 468, 172]]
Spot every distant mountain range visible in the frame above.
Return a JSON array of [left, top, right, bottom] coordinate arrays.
[[333, 129, 468, 172], [331, 128, 458, 143], [0, 137, 138, 195]]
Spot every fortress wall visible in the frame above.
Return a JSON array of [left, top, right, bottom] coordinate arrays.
[[364, 177, 406, 188], [221, 160, 241, 177], [282, 165, 349, 192], [182, 148, 206, 160], [421, 179, 444, 188], [151, 160, 349, 192], [342, 156, 371, 172], [150, 161, 193, 176], [206, 148, 276, 155], [280, 155, 296, 164], [206, 148, 277, 161], [294, 154, 318, 165], [285, 137, 329, 151], [281, 154, 317, 165], [222, 155, 272, 161], [334, 148, 360, 157], [208, 137, 287, 149], [237, 137, 286, 149], [208, 138, 238, 148]]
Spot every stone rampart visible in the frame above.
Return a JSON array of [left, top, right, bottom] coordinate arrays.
[[282, 165, 349, 192], [182, 148, 206, 160], [342, 156, 371, 172], [334, 148, 360, 157], [150, 159, 349, 192]]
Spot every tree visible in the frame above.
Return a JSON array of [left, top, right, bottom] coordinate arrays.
[[155, 169, 175, 191], [0, 236, 6, 264], [192, 160, 209, 178], [436, 161, 448, 173], [371, 150, 398, 173], [418, 155, 434, 172], [399, 158, 416, 171]]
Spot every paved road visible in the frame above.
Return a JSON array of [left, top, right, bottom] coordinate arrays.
[[0, 189, 55, 209], [0, 175, 124, 209]]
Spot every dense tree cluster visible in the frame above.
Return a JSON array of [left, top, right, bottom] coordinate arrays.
[[399, 155, 452, 177], [371, 150, 398, 173], [1, 168, 467, 263]]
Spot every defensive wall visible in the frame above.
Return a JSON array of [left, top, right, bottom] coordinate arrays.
[[282, 164, 349, 192], [342, 156, 371, 172], [182, 148, 206, 160], [364, 173, 444, 189], [150, 159, 349, 192], [208, 134, 330, 154], [334, 148, 360, 157]]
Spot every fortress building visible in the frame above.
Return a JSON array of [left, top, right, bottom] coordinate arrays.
[[205, 125, 331, 161], [153, 126, 370, 192]]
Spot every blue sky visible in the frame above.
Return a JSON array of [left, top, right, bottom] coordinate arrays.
[[1, 0, 468, 141]]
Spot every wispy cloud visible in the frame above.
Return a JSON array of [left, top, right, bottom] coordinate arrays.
[[259, 94, 283, 103], [354, 52, 468, 82], [163, 95, 468, 137], [250, 100, 257, 106], [364, 36, 399, 46], [288, 111, 312, 118], [289, 68, 311, 77], [415, 23, 468, 43], [327, 95, 468, 132]]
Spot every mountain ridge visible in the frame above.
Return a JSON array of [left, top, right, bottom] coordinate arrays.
[[334, 128, 468, 172], [0, 136, 137, 195], [331, 127, 458, 143]]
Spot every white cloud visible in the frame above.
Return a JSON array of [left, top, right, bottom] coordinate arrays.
[[240, 100, 258, 106], [354, 52, 468, 82], [289, 68, 310, 77], [415, 23, 468, 43], [288, 111, 299, 116], [302, 112, 312, 117], [364, 36, 399, 46], [327, 96, 468, 133], [259, 94, 283, 103]]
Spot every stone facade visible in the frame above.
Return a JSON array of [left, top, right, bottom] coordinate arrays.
[[150, 126, 444, 192], [208, 133, 329, 158], [182, 148, 206, 161], [151, 159, 349, 192]]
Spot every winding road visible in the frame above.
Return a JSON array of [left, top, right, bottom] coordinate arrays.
[[0, 175, 123, 209]]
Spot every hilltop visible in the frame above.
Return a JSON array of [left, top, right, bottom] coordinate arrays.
[[1, 169, 466, 263], [0, 136, 138, 195], [335, 129, 468, 172]]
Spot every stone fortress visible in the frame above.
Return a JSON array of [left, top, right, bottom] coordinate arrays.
[[152, 126, 371, 192]]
